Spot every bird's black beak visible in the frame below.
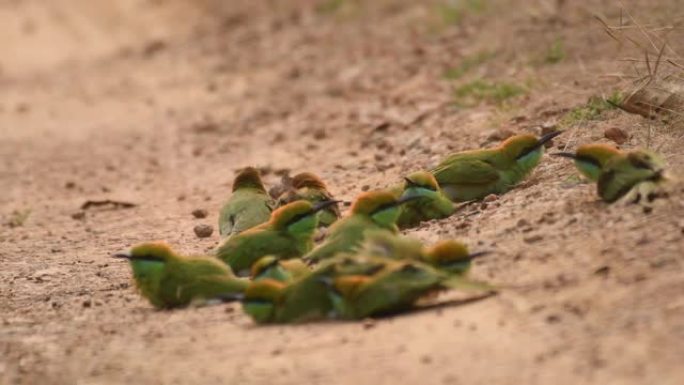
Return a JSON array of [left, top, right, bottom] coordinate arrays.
[[538, 130, 563, 146], [111, 251, 132, 259], [467, 251, 492, 260], [312, 200, 342, 213], [403, 177, 418, 187], [551, 152, 577, 160]]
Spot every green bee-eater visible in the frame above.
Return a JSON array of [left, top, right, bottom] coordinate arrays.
[[242, 261, 341, 323], [112, 242, 248, 309], [216, 200, 339, 276], [303, 191, 420, 263], [277, 172, 341, 227], [553, 143, 621, 181], [598, 149, 668, 203], [431, 131, 562, 201], [251, 255, 310, 283], [323, 254, 493, 319], [219, 167, 275, 238], [357, 231, 487, 275], [388, 171, 455, 229], [554, 145, 669, 203]]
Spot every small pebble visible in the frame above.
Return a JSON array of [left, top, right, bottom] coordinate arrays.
[[193, 224, 214, 238], [604, 127, 628, 144], [192, 209, 208, 219]]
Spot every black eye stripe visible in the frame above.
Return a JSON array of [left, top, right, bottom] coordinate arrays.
[[574, 155, 602, 168], [131, 255, 165, 262], [516, 145, 540, 159]]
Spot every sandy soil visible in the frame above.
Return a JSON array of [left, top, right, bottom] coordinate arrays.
[[2, 1, 684, 384]]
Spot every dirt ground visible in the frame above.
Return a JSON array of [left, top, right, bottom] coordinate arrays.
[[2, 1, 684, 384]]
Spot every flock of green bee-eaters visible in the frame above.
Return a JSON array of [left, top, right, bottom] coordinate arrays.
[[113, 131, 670, 323]]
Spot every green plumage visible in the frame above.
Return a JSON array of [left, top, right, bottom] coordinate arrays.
[[597, 150, 667, 203], [303, 191, 408, 263], [251, 256, 310, 283], [389, 171, 455, 229], [216, 200, 321, 276], [219, 167, 274, 238], [242, 237, 494, 323], [115, 243, 248, 309], [276, 172, 340, 227], [432, 132, 561, 201]]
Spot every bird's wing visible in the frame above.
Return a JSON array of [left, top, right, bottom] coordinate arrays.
[[431, 158, 500, 185], [597, 166, 652, 203]]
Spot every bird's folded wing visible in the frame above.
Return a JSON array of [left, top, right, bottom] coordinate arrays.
[[432, 158, 500, 185]]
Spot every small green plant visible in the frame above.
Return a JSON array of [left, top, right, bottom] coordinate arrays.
[[7, 209, 31, 228], [437, 0, 486, 25], [545, 39, 566, 64], [560, 92, 623, 127], [453, 79, 526, 106], [317, 0, 345, 14], [444, 51, 494, 80]]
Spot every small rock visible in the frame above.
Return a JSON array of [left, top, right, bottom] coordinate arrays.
[[483, 194, 498, 202], [516, 218, 531, 228], [177, 194, 186, 201], [65, 181, 76, 189], [486, 129, 515, 142], [594, 266, 610, 277], [193, 224, 214, 238], [142, 39, 166, 56], [524, 234, 544, 243], [82, 299, 92, 308], [604, 127, 628, 144], [192, 117, 220, 134], [420, 355, 432, 364], [191, 209, 208, 219], [545, 314, 561, 324], [540, 123, 558, 148], [362, 318, 376, 329], [312, 128, 327, 140], [71, 211, 86, 220], [361, 185, 370, 192]]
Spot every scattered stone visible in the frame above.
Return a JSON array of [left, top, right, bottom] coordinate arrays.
[[604, 127, 628, 144], [361, 185, 370, 192], [65, 181, 76, 189], [312, 128, 327, 140], [516, 218, 531, 228], [420, 355, 433, 364], [193, 224, 214, 238], [82, 299, 92, 308], [142, 39, 166, 56], [545, 314, 561, 324], [483, 194, 498, 202], [362, 318, 376, 329], [192, 117, 220, 134], [71, 211, 86, 220], [486, 129, 515, 142], [192, 209, 208, 219], [524, 234, 544, 243], [177, 194, 186, 202], [540, 123, 558, 148]]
